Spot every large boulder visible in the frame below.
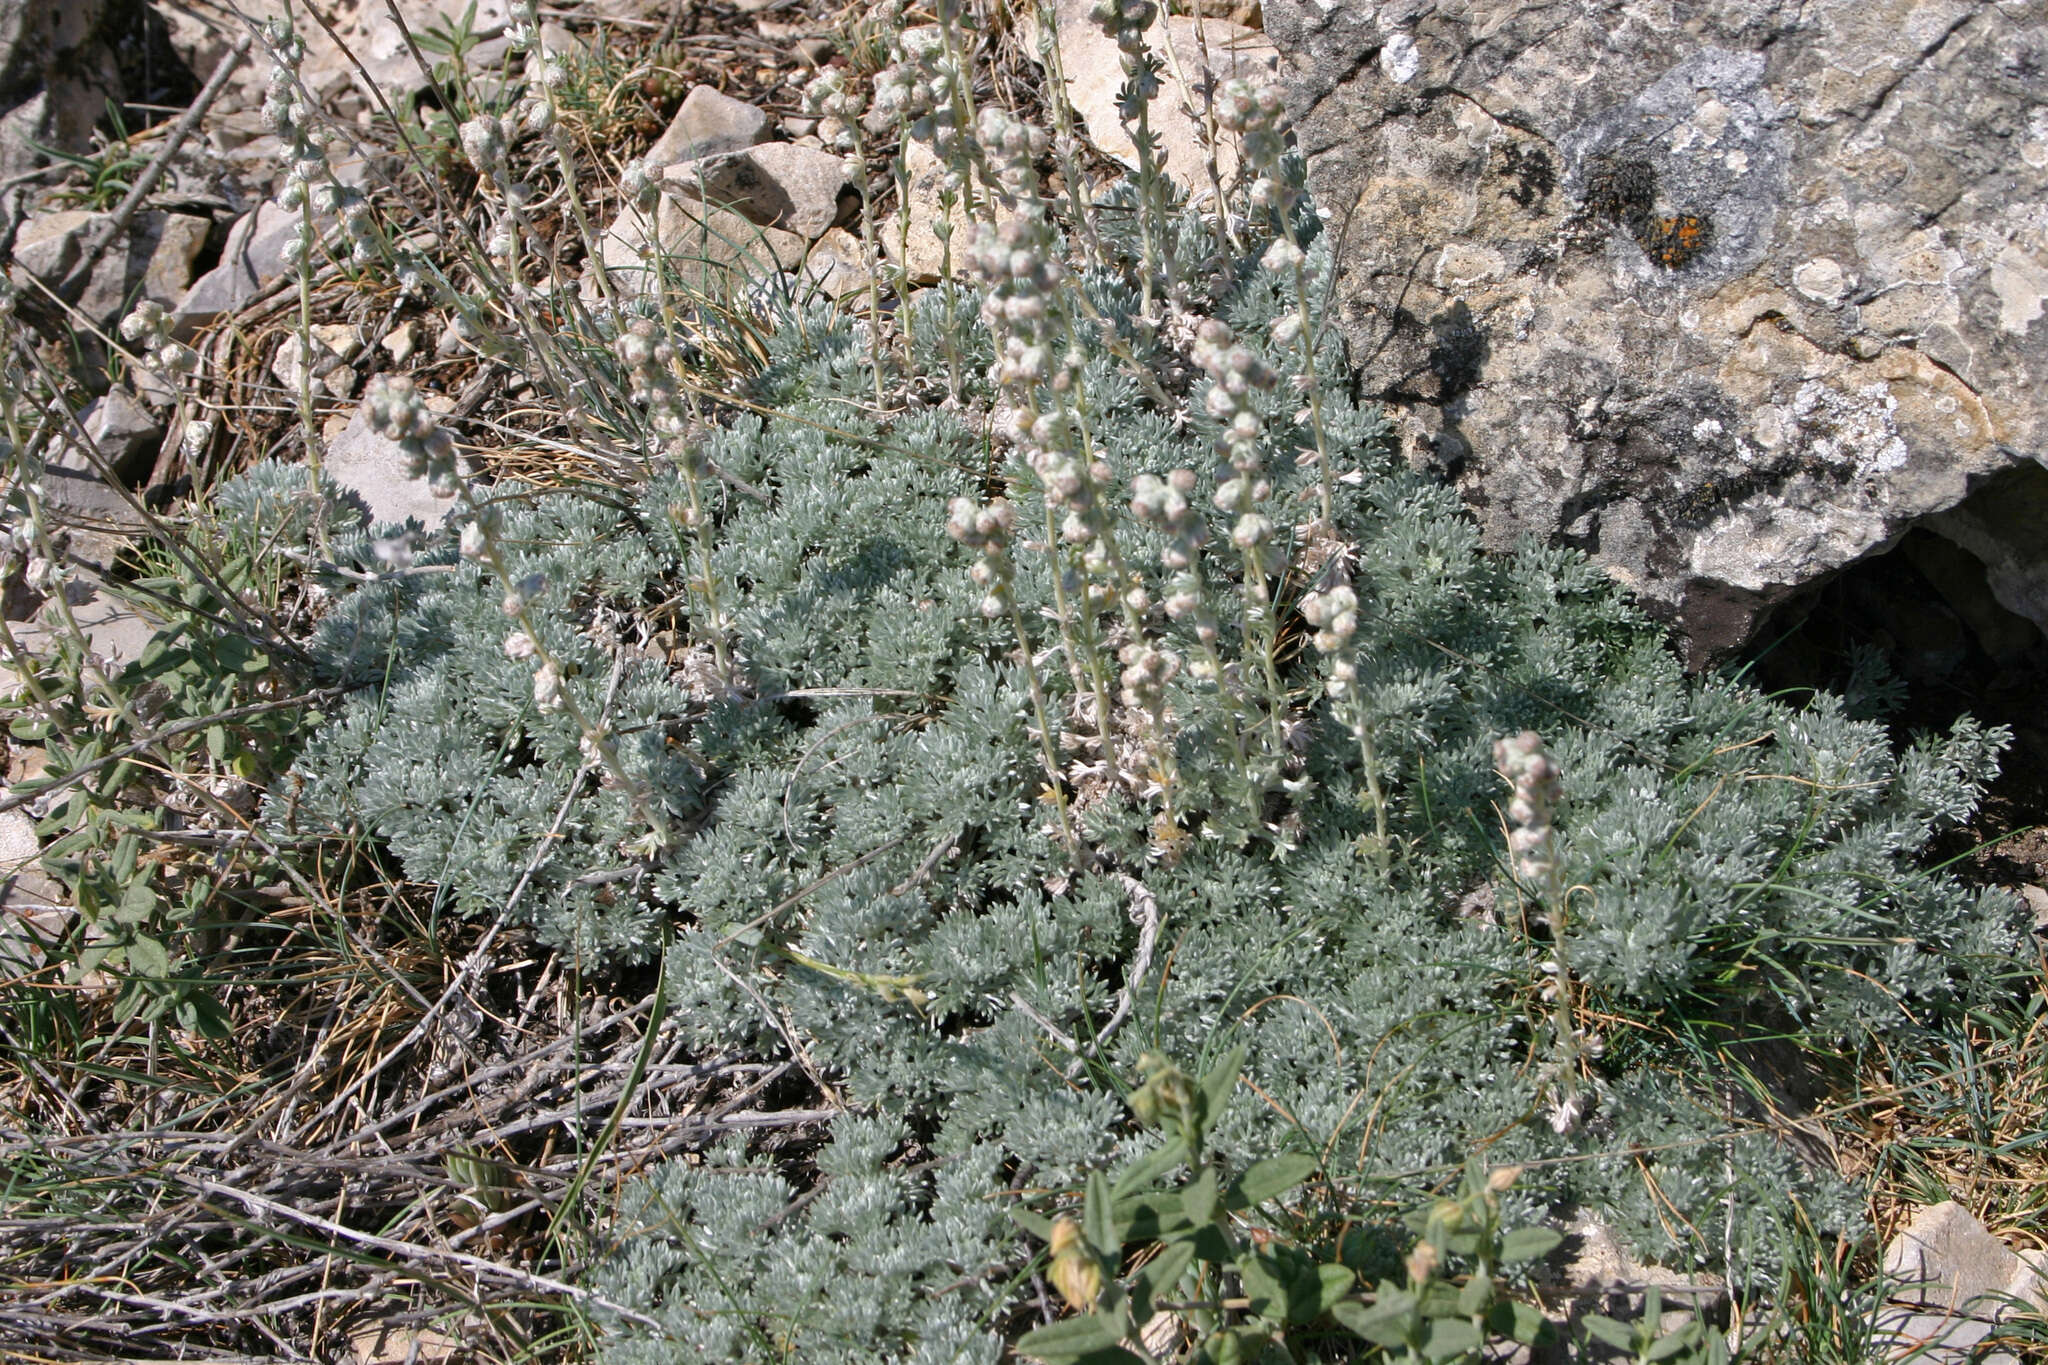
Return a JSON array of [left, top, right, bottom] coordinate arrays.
[[1267, 0, 2048, 660]]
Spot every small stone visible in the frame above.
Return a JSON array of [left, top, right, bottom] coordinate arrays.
[[0, 809, 69, 969], [9, 210, 214, 330], [647, 85, 773, 167], [10, 580, 160, 672], [382, 321, 421, 364], [143, 214, 212, 305], [2020, 884, 2048, 934], [312, 323, 364, 363], [663, 142, 856, 241], [802, 226, 872, 301], [782, 115, 818, 138], [537, 21, 584, 61], [346, 0, 514, 104]]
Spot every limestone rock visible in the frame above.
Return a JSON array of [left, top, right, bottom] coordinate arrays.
[[882, 138, 954, 285], [802, 226, 872, 301], [1876, 1202, 2047, 1364], [322, 407, 457, 530], [647, 86, 772, 167], [662, 142, 856, 241], [0, 0, 120, 183], [175, 201, 313, 331], [0, 809, 68, 966], [591, 196, 808, 301], [79, 388, 163, 482], [9, 210, 213, 330], [1552, 1217, 1727, 1340], [1028, 0, 1278, 196], [1267, 0, 2048, 660], [347, 0, 514, 105]]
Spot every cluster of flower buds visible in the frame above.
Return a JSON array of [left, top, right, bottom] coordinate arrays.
[[946, 496, 1016, 620], [619, 158, 662, 215], [506, 0, 538, 49], [1117, 641, 1180, 712], [1212, 77, 1290, 205], [1299, 583, 1360, 693], [1494, 730, 1564, 897], [1090, 0, 1157, 47], [975, 106, 1045, 203], [615, 321, 711, 480], [1130, 470, 1219, 664], [1190, 320, 1279, 546], [1089, 0, 1161, 115], [118, 301, 199, 380], [871, 28, 958, 154], [0, 512, 61, 596], [362, 375, 458, 496], [460, 114, 518, 180], [263, 22, 326, 210], [802, 67, 865, 156], [260, 19, 311, 140], [964, 201, 1063, 337]]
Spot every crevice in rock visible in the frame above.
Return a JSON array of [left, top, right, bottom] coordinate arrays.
[[1741, 515, 2048, 882]]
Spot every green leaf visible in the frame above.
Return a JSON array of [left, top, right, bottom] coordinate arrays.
[[1085, 1170, 1116, 1259], [125, 933, 170, 980], [1012, 1207, 1056, 1242], [1182, 1166, 1219, 1225], [1330, 1290, 1416, 1347], [1582, 1314, 1637, 1350], [175, 992, 232, 1039], [1111, 1136, 1188, 1198], [1128, 1236, 1193, 1321], [1419, 1316, 1484, 1362], [1456, 1271, 1493, 1317], [1487, 1298, 1550, 1345], [1238, 1249, 1289, 1324], [1497, 1226, 1564, 1265], [1116, 1190, 1192, 1242], [112, 877, 158, 927], [1014, 1315, 1141, 1365], [1225, 1153, 1318, 1210], [1195, 1043, 1245, 1133], [1647, 1326, 1705, 1361], [1312, 1262, 1356, 1317]]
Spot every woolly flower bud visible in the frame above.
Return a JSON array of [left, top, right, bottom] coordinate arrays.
[[459, 115, 512, 174], [363, 375, 440, 444], [620, 158, 660, 214], [119, 300, 168, 346], [1495, 730, 1563, 891], [532, 660, 565, 712], [460, 521, 488, 559], [1262, 237, 1305, 274], [503, 631, 537, 661], [1300, 584, 1358, 653], [1231, 512, 1273, 548]]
